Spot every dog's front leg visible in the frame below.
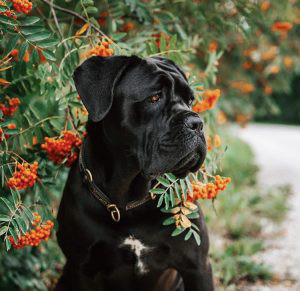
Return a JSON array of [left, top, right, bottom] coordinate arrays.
[[178, 259, 214, 291]]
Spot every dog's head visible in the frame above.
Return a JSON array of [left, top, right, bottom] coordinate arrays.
[[73, 56, 206, 179]]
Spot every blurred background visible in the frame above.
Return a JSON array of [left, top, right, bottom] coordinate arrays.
[[0, 0, 300, 290]]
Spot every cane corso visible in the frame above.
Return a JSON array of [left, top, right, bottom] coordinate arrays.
[[55, 55, 214, 291]]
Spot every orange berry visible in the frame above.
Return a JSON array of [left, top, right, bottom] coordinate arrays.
[[41, 131, 82, 166]]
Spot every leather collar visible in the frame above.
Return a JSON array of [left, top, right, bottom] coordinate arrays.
[[78, 139, 154, 222]]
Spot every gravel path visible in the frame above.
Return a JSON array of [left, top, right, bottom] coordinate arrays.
[[236, 123, 300, 290]]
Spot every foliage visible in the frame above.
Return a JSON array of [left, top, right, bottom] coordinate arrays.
[[0, 0, 298, 289]]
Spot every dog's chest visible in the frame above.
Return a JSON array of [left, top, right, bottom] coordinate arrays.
[[120, 235, 151, 274], [84, 233, 171, 278]]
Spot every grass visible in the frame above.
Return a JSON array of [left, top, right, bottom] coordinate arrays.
[[201, 129, 290, 289]]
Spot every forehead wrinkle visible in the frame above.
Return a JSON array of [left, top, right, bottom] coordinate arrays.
[[117, 59, 185, 102]]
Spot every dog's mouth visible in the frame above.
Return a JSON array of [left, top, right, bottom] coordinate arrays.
[[170, 147, 206, 179], [142, 144, 206, 180]]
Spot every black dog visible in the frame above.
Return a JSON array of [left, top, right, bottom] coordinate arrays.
[[55, 55, 214, 291]]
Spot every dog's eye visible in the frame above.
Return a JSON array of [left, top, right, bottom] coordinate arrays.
[[188, 96, 194, 107], [149, 95, 160, 103]]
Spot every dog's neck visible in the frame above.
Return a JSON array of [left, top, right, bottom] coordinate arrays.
[[83, 123, 152, 208]]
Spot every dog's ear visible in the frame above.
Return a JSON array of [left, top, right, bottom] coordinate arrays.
[[73, 56, 136, 122]]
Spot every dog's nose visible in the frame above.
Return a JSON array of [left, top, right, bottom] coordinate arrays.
[[184, 115, 203, 131]]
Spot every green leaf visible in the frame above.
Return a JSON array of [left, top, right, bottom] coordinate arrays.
[[165, 173, 176, 182], [185, 176, 193, 194], [0, 225, 8, 236], [5, 129, 19, 135], [171, 227, 185, 236], [0, 215, 10, 222], [169, 34, 177, 50], [85, 6, 98, 14], [0, 197, 14, 213], [164, 193, 170, 210], [11, 190, 20, 207], [26, 31, 52, 42], [19, 16, 40, 26], [49, 119, 62, 131], [5, 34, 19, 56], [5, 237, 11, 250], [187, 212, 200, 219], [42, 49, 56, 61], [191, 223, 200, 231], [21, 26, 46, 35], [184, 229, 193, 241], [192, 230, 201, 246], [9, 227, 18, 243], [82, 0, 94, 5], [0, 14, 17, 26], [170, 188, 175, 207], [19, 209, 30, 229], [180, 179, 187, 201], [160, 34, 167, 52], [31, 48, 39, 63], [111, 32, 127, 41], [157, 194, 164, 208], [34, 127, 43, 143], [157, 176, 170, 187], [149, 188, 165, 194], [11, 219, 20, 237], [18, 41, 29, 62], [0, 6, 9, 12], [22, 206, 33, 222], [175, 181, 181, 200], [163, 217, 176, 226], [15, 216, 27, 234], [36, 38, 59, 48]]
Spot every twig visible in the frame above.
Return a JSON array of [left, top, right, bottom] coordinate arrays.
[[50, 0, 69, 52], [149, 48, 193, 57], [39, 0, 121, 50], [13, 116, 63, 137]]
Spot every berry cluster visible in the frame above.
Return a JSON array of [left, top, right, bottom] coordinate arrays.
[[0, 1, 16, 18], [230, 81, 254, 94], [7, 123, 16, 129], [208, 41, 218, 53], [0, 97, 21, 117], [235, 114, 251, 127], [41, 131, 82, 166], [217, 111, 227, 125], [206, 134, 221, 151], [97, 11, 109, 27], [271, 21, 293, 33], [260, 1, 271, 12], [9, 213, 54, 249], [192, 89, 221, 113], [152, 32, 170, 49], [0, 123, 17, 143], [121, 21, 135, 32], [11, 49, 30, 63], [87, 39, 114, 57], [12, 0, 32, 14], [7, 162, 38, 190], [188, 175, 231, 201]]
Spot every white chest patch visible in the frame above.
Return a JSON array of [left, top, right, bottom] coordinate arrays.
[[121, 235, 150, 274]]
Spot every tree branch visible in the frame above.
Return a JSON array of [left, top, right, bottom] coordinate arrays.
[[39, 0, 115, 44]]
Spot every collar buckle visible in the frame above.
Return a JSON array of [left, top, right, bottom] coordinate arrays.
[[107, 204, 121, 222], [84, 168, 93, 183]]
